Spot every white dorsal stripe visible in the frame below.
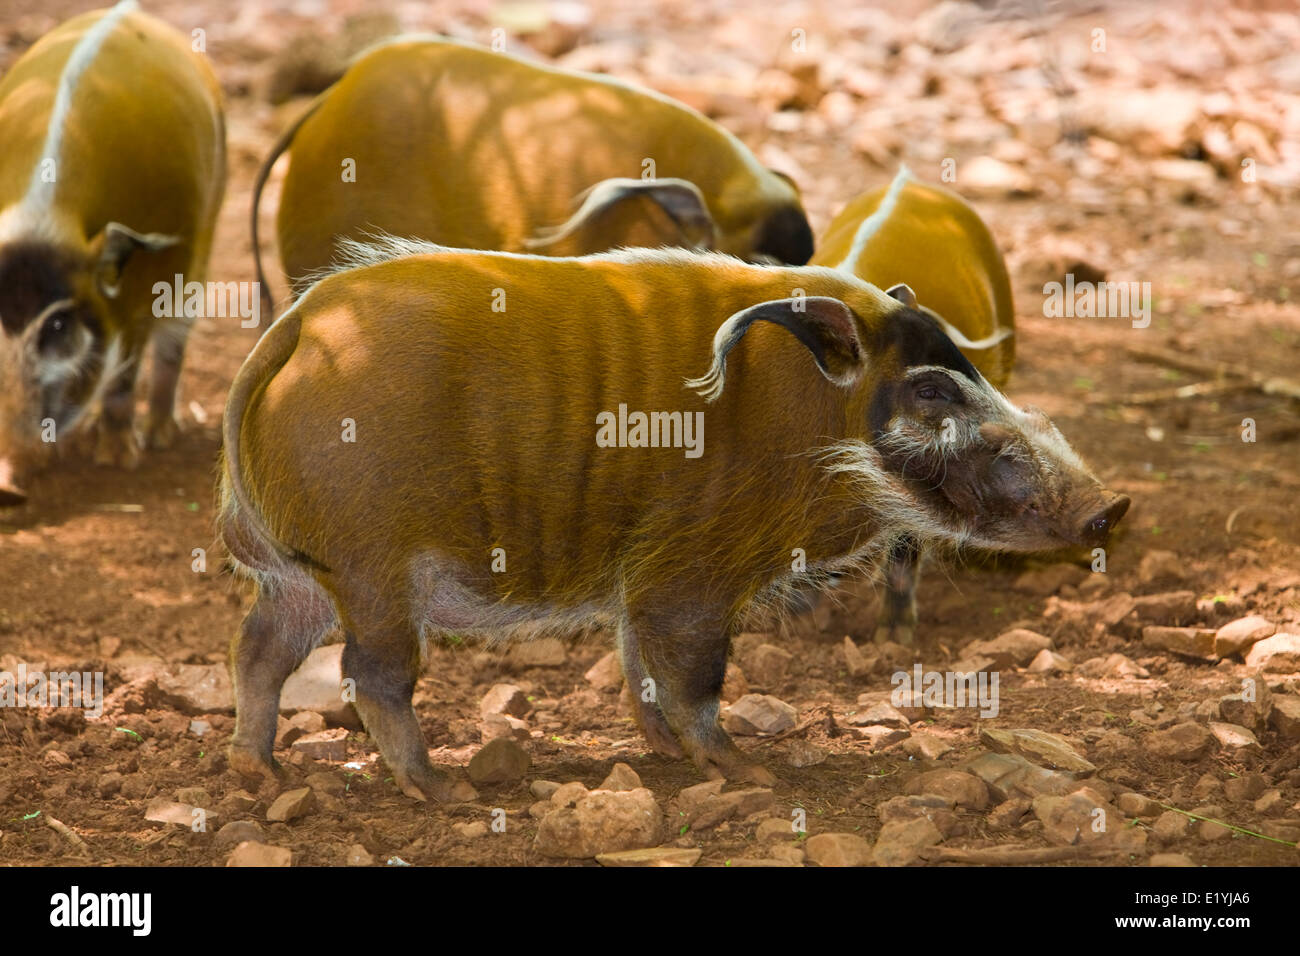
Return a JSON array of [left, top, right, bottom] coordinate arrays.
[[23, 0, 138, 212], [836, 164, 911, 272], [922, 306, 1013, 351]]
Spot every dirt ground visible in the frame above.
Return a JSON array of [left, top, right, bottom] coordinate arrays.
[[1, 0, 1298, 867]]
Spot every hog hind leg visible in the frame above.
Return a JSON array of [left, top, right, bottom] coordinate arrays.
[[873, 535, 921, 648], [337, 598, 474, 803], [227, 567, 337, 783], [625, 605, 775, 786]]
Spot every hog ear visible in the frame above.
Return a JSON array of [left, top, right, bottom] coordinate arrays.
[[885, 283, 918, 308], [93, 223, 180, 298], [524, 177, 716, 251], [685, 296, 864, 402]]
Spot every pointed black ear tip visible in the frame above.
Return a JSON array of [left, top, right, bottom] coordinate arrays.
[[886, 283, 918, 308]]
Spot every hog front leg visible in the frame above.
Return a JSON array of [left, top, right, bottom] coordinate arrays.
[[93, 347, 142, 469], [145, 322, 191, 449], [874, 535, 920, 647], [626, 606, 775, 786], [617, 618, 684, 759]]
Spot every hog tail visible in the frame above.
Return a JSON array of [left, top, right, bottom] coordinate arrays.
[[220, 304, 320, 569], [250, 91, 329, 330]]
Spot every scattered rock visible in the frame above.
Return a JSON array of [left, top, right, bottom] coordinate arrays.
[[1131, 591, 1199, 627], [901, 732, 953, 761], [550, 781, 591, 808], [1219, 682, 1273, 731], [452, 821, 488, 841], [1214, 616, 1276, 658], [217, 791, 258, 815], [175, 786, 211, 807], [145, 797, 199, 827], [805, 832, 874, 867], [598, 762, 642, 792], [981, 728, 1096, 774], [155, 664, 233, 714], [987, 798, 1032, 830], [1137, 550, 1185, 587], [675, 780, 724, 815], [1143, 722, 1215, 761], [1245, 633, 1300, 672], [43, 750, 72, 770], [1149, 853, 1196, 867], [1223, 773, 1268, 803], [1143, 626, 1218, 659], [852, 701, 910, 728], [277, 711, 326, 747], [1076, 653, 1149, 679], [304, 772, 344, 797], [226, 841, 291, 867], [481, 683, 530, 719], [291, 728, 349, 762], [688, 788, 775, 829], [1208, 722, 1260, 751], [530, 780, 562, 800], [1027, 649, 1073, 674], [346, 844, 374, 866], [966, 628, 1053, 668], [849, 725, 910, 750], [534, 788, 665, 858], [723, 694, 797, 735], [1117, 793, 1162, 818], [214, 820, 264, 848], [873, 817, 943, 866], [584, 652, 623, 692], [757, 817, 800, 842], [279, 644, 361, 728], [1151, 810, 1189, 843], [959, 156, 1036, 196], [97, 772, 123, 798], [960, 752, 1076, 802], [1013, 564, 1088, 595], [468, 737, 531, 786], [784, 739, 828, 767], [508, 637, 567, 668], [745, 643, 793, 687], [842, 635, 875, 678], [1032, 788, 1122, 846], [596, 847, 701, 867], [878, 794, 959, 838], [1270, 696, 1300, 739], [480, 712, 531, 743], [904, 770, 989, 810], [266, 787, 316, 823]]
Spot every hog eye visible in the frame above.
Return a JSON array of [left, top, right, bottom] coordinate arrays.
[[1089, 516, 1109, 535], [916, 383, 951, 402], [38, 311, 73, 351]]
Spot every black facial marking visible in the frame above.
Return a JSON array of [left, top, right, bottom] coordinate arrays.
[[752, 205, 814, 266], [0, 241, 96, 337], [871, 307, 981, 383]]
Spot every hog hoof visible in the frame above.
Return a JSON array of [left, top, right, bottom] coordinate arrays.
[[145, 414, 181, 450], [228, 744, 280, 783], [393, 764, 468, 803], [873, 623, 914, 647], [94, 426, 141, 470], [637, 710, 685, 760]]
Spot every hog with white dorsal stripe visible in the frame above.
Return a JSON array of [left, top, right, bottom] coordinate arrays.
[[217, 239, 1128, 799], [251, 37, 813, 306], [812, 166, 1021, 646], [0, 0, 226, 505]]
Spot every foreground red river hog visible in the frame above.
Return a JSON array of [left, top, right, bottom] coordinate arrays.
[[0, 0, 226, 504], [812, 166, 1019, 644], [219, 240, 1129, 799], [252, 37, 813, 301]]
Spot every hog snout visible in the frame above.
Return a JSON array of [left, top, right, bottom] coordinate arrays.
[[1073, 493, 1131, 548]]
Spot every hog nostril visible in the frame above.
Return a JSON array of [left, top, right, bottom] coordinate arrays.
[[1082, 496, 1131, 544]]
